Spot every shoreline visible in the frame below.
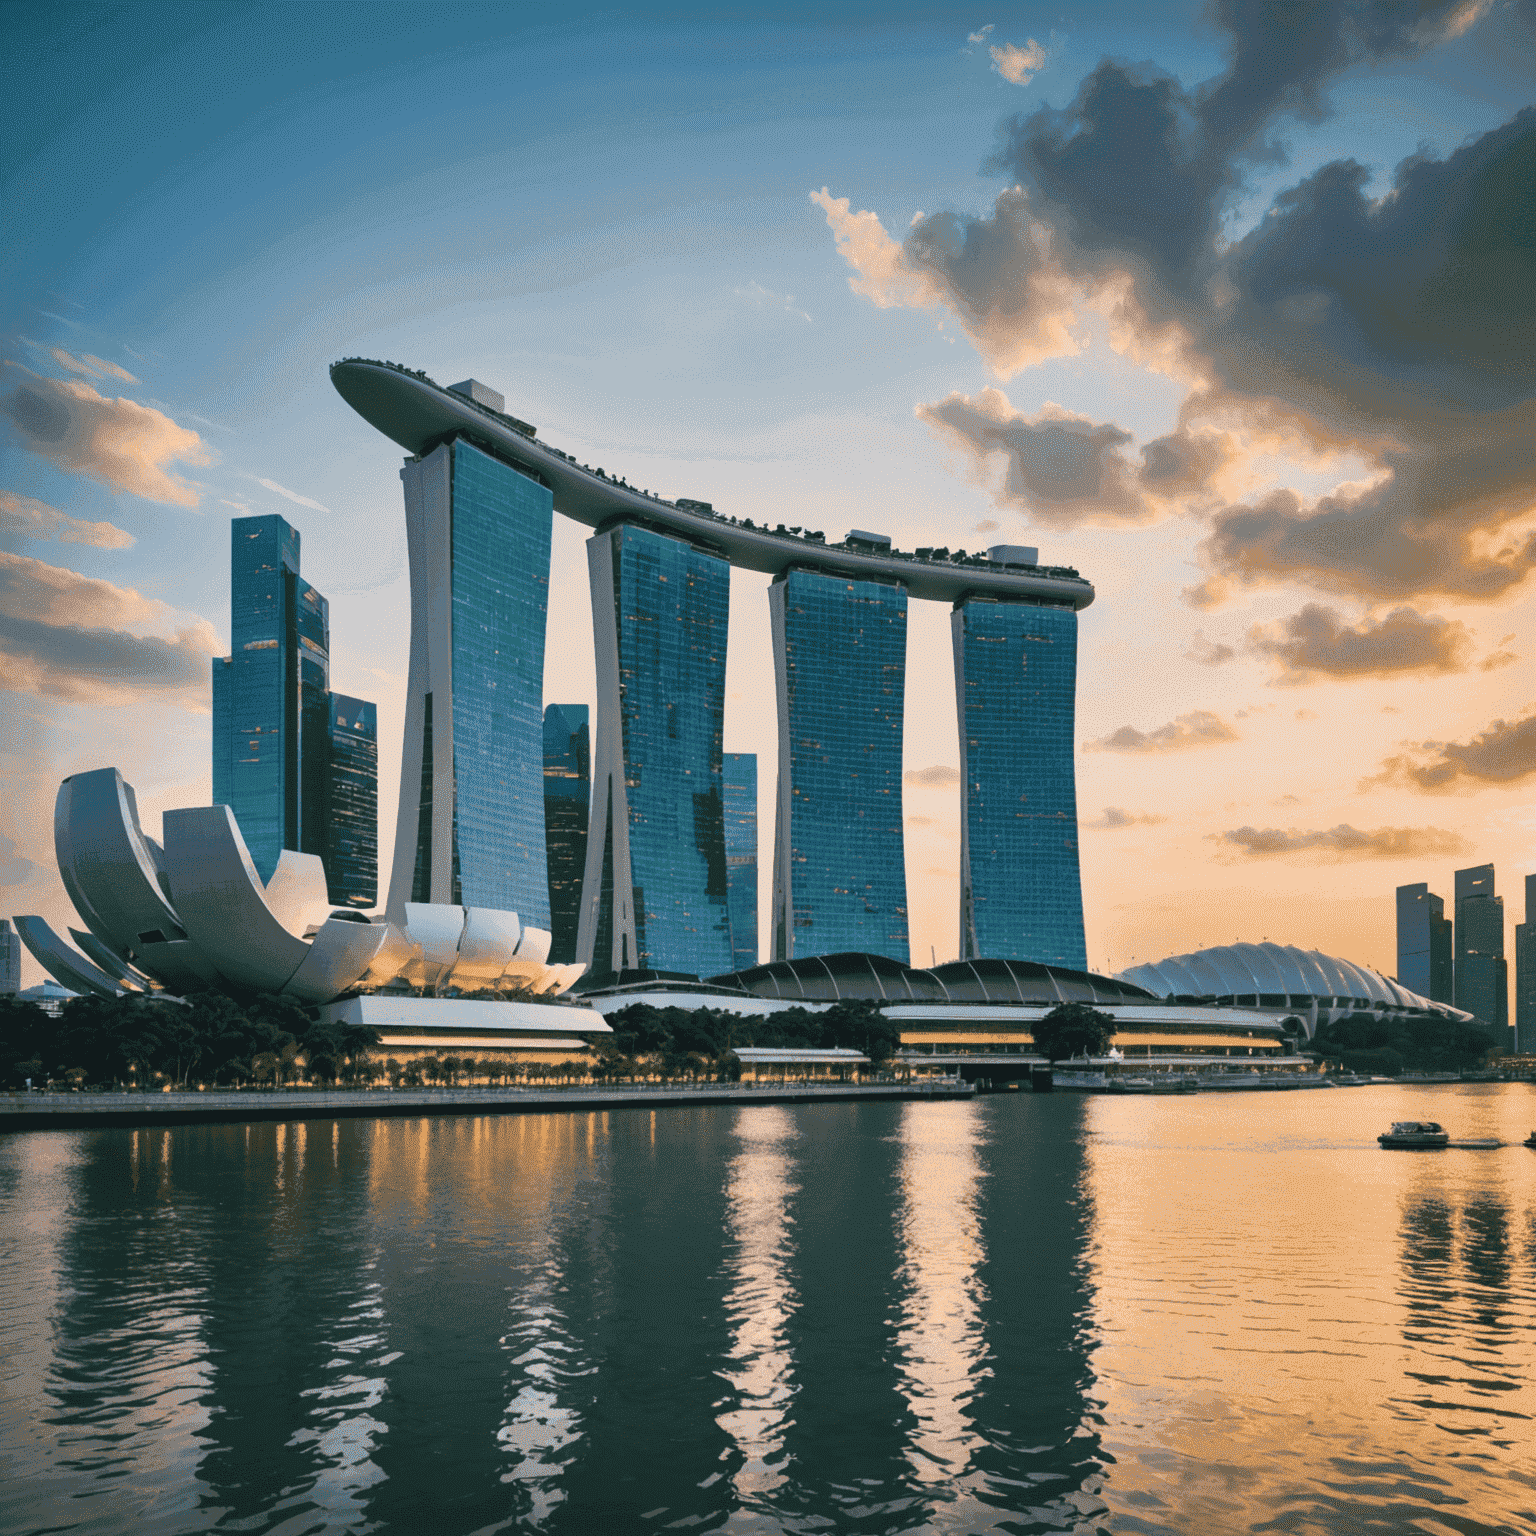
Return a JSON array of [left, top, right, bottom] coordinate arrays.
[[0, 1079, 973, 1132]]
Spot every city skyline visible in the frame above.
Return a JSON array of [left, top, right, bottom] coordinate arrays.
[[4, 2, 1533, 999]]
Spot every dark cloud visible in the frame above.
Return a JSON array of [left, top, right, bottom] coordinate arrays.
[[0, 550, 218, 705], [905, 765, 961, 787], [1087, 710, 1239, 753], [1367, 710, 1536, 793], [1086, 806, 1167, 829], [825, 2, 1536, 606], [917, 389, 1151, 524], [1246, 602, 1473, 682], [1215, 823, 1472, 860]]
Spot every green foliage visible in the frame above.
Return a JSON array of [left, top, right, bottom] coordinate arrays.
[[1031, 1003, 1116, 1063], [1311, 1012, 1492, 1074], [599, 1000, 899, 1074], [0, 990, 380, 1090]]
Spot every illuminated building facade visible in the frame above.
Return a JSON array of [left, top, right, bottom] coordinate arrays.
[[325, 695, 378, 908]]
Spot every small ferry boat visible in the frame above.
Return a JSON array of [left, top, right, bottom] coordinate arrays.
[[1377, 1121, 1449, 1149], [1526, 1132, 1536, 1148]]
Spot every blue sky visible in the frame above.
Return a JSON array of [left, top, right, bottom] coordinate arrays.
[[4, 1, 1534, 989]]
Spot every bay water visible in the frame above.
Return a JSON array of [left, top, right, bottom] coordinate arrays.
[[2, 1084, 1533, 1534]]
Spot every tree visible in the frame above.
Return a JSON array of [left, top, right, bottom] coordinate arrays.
[[1031, 1003, 1116, 1063], [0, 996, 50, 1088]]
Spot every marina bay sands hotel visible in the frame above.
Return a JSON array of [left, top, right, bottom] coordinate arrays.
[[330, 359, 1095, 980]]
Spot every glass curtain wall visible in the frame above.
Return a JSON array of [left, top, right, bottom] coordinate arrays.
[[326, 694, 378, 908], [543, 703, 591, 964], [579, 524, 732, 976], [953, 596, 1086, 969], [723, 752, 758, 969], [769, 569, 909, 964]]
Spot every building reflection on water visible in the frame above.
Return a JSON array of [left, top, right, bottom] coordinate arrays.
[[6, 1091, 1531, 1534]]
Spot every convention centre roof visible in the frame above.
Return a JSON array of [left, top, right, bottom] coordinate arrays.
[[1117, 941, 1471, 1020]]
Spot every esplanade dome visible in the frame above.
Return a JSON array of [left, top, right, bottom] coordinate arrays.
[[1116, 941, 1471, 1035]]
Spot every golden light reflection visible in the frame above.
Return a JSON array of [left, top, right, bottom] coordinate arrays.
[[716, 1104, 799, 1497], [895, 1099, 989, 1484]]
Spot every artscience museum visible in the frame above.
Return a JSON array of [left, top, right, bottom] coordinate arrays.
[[14, 767, 611, 1064]]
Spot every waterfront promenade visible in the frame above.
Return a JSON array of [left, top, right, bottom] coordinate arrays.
[[0, 1078, 973, 1132]]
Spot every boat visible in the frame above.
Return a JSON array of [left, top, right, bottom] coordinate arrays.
[[1526, 1133, 1536, 1149], [1108, 1076, 1157, 1094], [1377, 1121, 1449, 1149]]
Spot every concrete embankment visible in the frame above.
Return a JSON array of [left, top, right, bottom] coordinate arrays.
[[0, 1079, 973, 1132]]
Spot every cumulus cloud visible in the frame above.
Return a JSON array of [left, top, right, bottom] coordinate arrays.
[[2, 370, 206, 505], [1185, 631, 1234, 666], [0, 490, 133, 548], [1214, 823, 1472, 861], [1086, 807, 1167, 829], [1086, 710, 1238, 753], [254, 476, 330, 514], [905, 765, 961, 787], [1246, 603, 1474, 683], [1367, 710, 1536, 793], [818, 3, 1536, 608], [0, 550, 219, 706], [918, 388, 1151, 525], [991, 39, 1046, 85]]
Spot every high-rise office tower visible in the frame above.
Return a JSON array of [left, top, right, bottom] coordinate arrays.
[[1454, 864, 1508, 1042], [953, 596, 1086, 968], [0, 918, 21, 996], [1395, 881, 1453, 1002], [723, 752, 757, 969], [389, 413, 553, 923], [1515, 874, 1535, 1055], [213, 514, 334, 883], [326, 695, 378, 908], [770, 568, 909, 963], [578, 524, 733, 976], [543, 704, 590, 965]]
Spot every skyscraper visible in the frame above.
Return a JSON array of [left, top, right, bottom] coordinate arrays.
[[389, 418, 553, 923], [1515, 874, 1535, 1055], [723, 752, 757, 969], [578, 524, 733, 976], [770, 567, 908, 963], [1395, 881, 1453, 1002], [213, 514, 333, 883], [0, 918, 21, 996], [326, 695, 378, 908], [1454, 864, 1508, 1043], [953, 595, 1086, 969], [543, 704, 590, 965]]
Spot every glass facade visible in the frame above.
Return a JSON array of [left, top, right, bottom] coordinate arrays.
[[445, 440, 552, 923], [213, 513, 375, 896], [1455, 863, 1508, 1040], [953, 597, 1085, 969], [0, 918, 21, 996], [585, 524, 733, 976], [1395, 882, 1452, 1002], [1517, 874, 1535, 1055], [723, 752, 757, 968], [543, 703, 590, 964], [326, 695, 378, 908], [213, 515, 320, 883], [770, 569, 909, 964]]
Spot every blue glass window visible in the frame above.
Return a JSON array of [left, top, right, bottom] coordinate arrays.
[[955, 598, 1085, 968], [772, 569, 909, 963], [723, 752, 757, 968]]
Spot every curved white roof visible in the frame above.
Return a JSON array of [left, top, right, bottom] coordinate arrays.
[[1117, 941, 1470, 1021]]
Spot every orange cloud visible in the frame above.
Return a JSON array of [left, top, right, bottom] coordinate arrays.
[[0, 490, 134, 548], [2, 370, 206, 505]]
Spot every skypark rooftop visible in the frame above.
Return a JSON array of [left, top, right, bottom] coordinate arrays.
[[331, 358, 1095, 610]]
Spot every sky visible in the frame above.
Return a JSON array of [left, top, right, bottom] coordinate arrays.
[[3, 0, 1534, 998]]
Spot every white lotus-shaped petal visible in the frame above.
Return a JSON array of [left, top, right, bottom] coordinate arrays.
[[456, 907, 523, 988]]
